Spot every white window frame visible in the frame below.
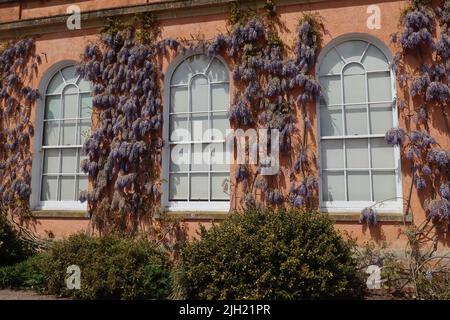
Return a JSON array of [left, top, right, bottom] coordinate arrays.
[[30, 60, 88, 211], [316, 34, 403, 213], [162, 52, 231, 212]]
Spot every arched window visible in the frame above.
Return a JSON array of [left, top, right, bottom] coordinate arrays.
[[32, 63, 92, 210], [317, 37, 402, 212], [164, 54, 230, 211]]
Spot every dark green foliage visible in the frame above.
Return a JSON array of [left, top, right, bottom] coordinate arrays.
[[176, 207, 363, 299], [0, 254, 45, 290], [38, 233, 171, 299], [0, 214, 33, 266]]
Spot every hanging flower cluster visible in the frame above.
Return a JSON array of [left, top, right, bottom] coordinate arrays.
[[384, 0, 450, 228], [0, 39, 40, 221], [204, 6, 322, 210]]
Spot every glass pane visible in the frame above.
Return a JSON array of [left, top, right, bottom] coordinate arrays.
[[61, 149, 77, 173], [190, 173, 208, 200], [343, 70, 366, 104], [43, 121, 59, 146], [370, 103, 392, 134], [371, 138, 395, 168], [347, 171, 370, 201], [346, 139, 368, 168], [373, 171, 396, 201], [319, 49, 344, 75], [169, 173, 188, 200], [171, 60, 192, 85], [361, 45, 389, 71], [170, 144, 189, 172], [169, 115, 188, 142], [79, 119, 91, 144], [62, 120, 76, 145], [321, 140, 343, 169], [43, 149, 59, 174], [320, 106, 342, 136], [47, 72, 65, 94], [60, 176, 75, 201], [320, 76, 341, 105], [191, 113, 208, 141], [170, 87, 188, 113], [336, 40, 367, 62], [63, 92, 78, 118], [322, 171, 345, 201], [77, 176, 88, 199], [211, 113, 228, 140], [188, 54, 210, 74], [41, 176, 58, 201], [368, 72, 391, 102], [345, 105, 367, 135], [80, 93, 92, 117], [191, 76, 208, 112], [191, 143, 209, 171], [210, 143, 229, 171], [211, 84, 229, 110], [45, 95, 61, 119], [211, 173, 229, 200], [61, 66, 77, 83], [78, 79, 91, 92], [208, 58, 228, 82]]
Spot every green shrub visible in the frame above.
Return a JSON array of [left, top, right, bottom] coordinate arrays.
[[176, 208, 363, 299], [38, 233, 172, 299], [0, 254, 46, 291], [0, 214, 33, 266]]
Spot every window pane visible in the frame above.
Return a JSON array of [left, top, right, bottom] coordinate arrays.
[[371, 138, 395, 168], [191, 113, 208, 141], [43, 121, 59, 146], [188, 54, 210, 74], [61, 149, 77, 173], [211, 113, 228, 140], [368, 72, 391, 102], [190, 173, 208, 200], [77, 176, 88, 199], [322, 171, 345, 201], [319, 49, 344, 75], [211, 84, 229, 110], [346, 139, 368, 168], [320, 106, 342, 136], [79, 119, 91, 144], [370, 103, 392, 134], [43, 149, 59, 174], [60, 176, 75, 201], [47, 72, 65, 94], [80, 93, 92, 118], [62, 120, 76, 145], [347, 171, 370, 201], [78, 79, 91, 92], [210, 143, 229, 171], [169, 173, 187, 200], [41, 176, 57, 201], [171, 60, 192, 85], [345, 104, 367, 135], [208, 58, 228, 82], [321, 140, 343, 169], [211, 173, 229, 200], [170, 144, 189, 172], [169, 115, 188, 142], [343, 71, 366, 104], [373, 171, 396, 201], [45, 95, 60, 119], [191, 77, 208, 112], [320, 75, 341, 105], [63, 92, 78, 118], [61, 66, 77, 83], [191, 143, 209, 171], [170, 87, 188, 113], [336, 40, 367, 62], [361, 45, 389, 71]]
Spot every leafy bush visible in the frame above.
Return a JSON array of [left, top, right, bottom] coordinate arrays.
[[0, 214, 33, 266], [38, 233, 171, 299], [175, 208, 363, 299], [0, 254, 45, 291]]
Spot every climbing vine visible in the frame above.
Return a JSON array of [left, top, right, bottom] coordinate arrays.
[[0, 39, 41, 223]]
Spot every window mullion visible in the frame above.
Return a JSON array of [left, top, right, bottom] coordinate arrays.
[[208, 80, 211, 202], [340, 70, 348, 201], [365, 71, 374, 202]]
